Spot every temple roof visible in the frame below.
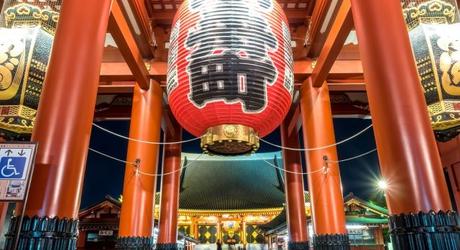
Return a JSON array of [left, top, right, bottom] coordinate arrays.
[[343, 193, 388, 217], [178, 152, 285, 210], [261, 193, 389, 233]]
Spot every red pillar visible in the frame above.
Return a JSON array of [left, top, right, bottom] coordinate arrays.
[[280, 118, 309, 249], [0, 202, 8, 232], [117, 82, 163, 248], [157, 122, 182, 249], [4, 0, 111, 248], [351, 0, 458, 248], [300, 80, 348, 248], [77, 231, 87, 249], [437, 136, 460, 210]]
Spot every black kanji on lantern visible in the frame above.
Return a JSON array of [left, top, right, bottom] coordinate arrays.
[[186, 0, 278, 112]]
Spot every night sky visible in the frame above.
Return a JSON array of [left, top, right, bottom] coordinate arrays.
[[80, 118, 382, 209]]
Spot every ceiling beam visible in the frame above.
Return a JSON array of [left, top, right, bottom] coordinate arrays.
[[109, 0, 150, 89], [151, 8, 309, 25], [100, 61, 168, 82], [129, 0, 156, 51], [327, 82, 366, 92], [309, 0, 353, 87], [93, 99, 368, 121], [98, 84, 135, 94], [100, 59, 363, 83], [305, 0, 331, 54], [97, 80, 365, 95]]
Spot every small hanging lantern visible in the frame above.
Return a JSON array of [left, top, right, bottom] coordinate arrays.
[[167, 0, 294, 155], [0, 3, 58, 140], [403, 0, 460, 141]]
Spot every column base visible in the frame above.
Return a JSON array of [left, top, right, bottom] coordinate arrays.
[[312, 234, 350, 250], [4, 215, 78, 250], [155, 243, 178, 250], [116, 236, 154, 249], [389, 210, 460, 250], [288, 241, 309, 250]]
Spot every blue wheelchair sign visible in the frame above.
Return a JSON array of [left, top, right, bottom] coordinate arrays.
[[0, 157, 26, 179]]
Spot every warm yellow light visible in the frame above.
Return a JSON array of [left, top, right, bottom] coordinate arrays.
[[377, 179, 388, 191]]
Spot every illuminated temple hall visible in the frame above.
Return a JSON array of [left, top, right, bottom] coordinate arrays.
[[76, 154, 389, 249], [0, 0, 460, 250]]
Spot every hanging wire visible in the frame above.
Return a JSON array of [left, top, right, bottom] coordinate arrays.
[[89, 148, 135, 165], [137, 153, 204, 177], [261, 158, 327, 175], [259, 146, 378, 174], [90, 145, 377, 176], [88, 147, 204, 177], [327, 148, 377, 163], [92, 123, 200, 145], [259, 123, 373, 151]]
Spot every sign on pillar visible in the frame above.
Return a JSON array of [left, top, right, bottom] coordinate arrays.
[[0, 143, 36, 201]]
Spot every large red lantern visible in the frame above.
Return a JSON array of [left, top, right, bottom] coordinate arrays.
[[167, 0, 293, 155]]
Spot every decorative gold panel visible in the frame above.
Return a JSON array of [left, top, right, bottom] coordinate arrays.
[[0, 3, 58, 139], [404, 0, 460, 140]]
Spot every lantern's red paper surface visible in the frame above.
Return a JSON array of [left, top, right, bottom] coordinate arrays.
[[167, 0, 293, 137]]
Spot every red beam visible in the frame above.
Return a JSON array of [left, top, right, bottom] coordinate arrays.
[[152, 8, 308, 25], [293, 59, 363, 81], [99, 61, 167, 83], [306, 0, 331, 51], [130, 0, 156, 51], [327, 82, 366, 91], [93, 100, 369, 121], [109, 0, 150, 89], [100, 60, 363, 82], [309, 0, 353, 87], [97, 80, 365, 96], [98, 84, 135, 94]]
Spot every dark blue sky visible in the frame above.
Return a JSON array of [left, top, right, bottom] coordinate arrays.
[[81, 118, 382, 209]]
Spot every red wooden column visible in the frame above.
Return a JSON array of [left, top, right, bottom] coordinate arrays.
[[157, 121, 182, 250], [280, 118, 309, 249], [0, 202, 8, 232], [351, 0, 458, 249], [3, 0, 111, 248], [117, 82, 163, 248], [300, 80, 349, 249], [437, 136, 460, 210]]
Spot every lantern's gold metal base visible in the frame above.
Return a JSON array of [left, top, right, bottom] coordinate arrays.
[[201, 124, 259, 155]]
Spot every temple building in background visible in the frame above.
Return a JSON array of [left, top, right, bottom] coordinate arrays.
[[77, 154, 389, 250]]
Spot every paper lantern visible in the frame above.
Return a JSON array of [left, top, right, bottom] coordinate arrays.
[[167, 0, 293, 155], [404, 0, 460, 141], [0, 3, 58, 139]]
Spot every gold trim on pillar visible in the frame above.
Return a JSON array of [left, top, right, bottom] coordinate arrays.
[[201, 124, 259, 155]]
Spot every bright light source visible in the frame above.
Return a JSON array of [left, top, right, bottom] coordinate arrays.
[[377, 179, 388, 191]]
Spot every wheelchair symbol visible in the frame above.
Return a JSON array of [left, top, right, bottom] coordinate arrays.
[[0, 157, 25, 179], [1, 158, 20, 177]]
